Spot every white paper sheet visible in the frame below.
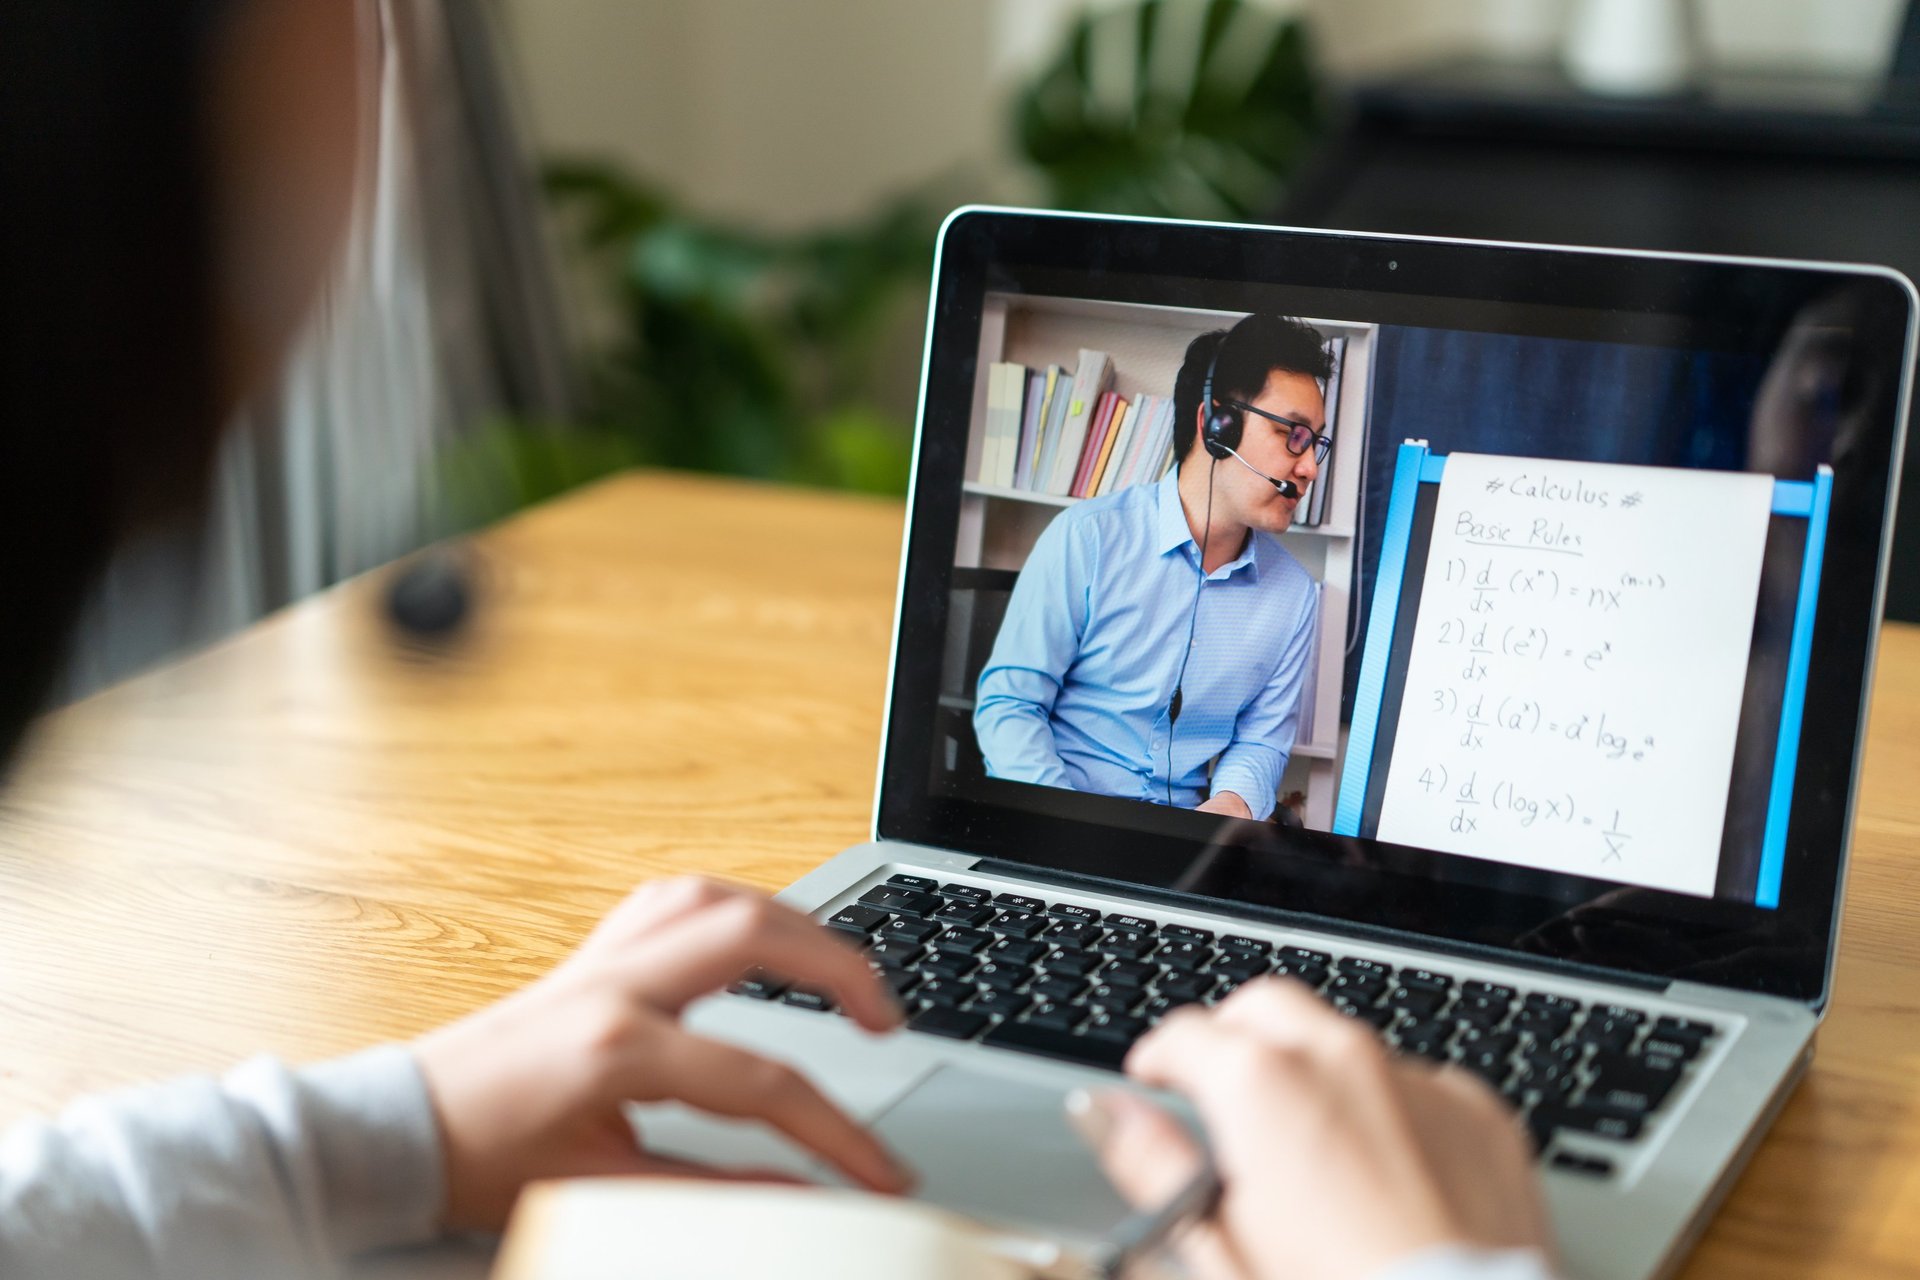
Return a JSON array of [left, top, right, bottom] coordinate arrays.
[[1374, 452, 1774, 897]]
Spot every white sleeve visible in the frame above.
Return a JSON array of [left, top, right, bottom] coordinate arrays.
[[0, 1045, 445, 1280], [1369, 1245, 1563, 1280]]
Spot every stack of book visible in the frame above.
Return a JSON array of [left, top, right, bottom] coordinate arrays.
[[973, 349, 1178, 499], [974, 335, 1346, 523]]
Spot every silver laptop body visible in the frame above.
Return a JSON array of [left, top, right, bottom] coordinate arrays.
[[634, 208, 1917, 1280]]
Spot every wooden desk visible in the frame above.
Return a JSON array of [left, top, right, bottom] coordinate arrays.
[[1, 471, 1917, 1277]]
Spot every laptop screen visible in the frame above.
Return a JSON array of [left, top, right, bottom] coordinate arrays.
[[879, 209, 1914, 1004]]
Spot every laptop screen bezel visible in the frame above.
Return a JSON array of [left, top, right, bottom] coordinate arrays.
[[875, 206, 1916, 1008]]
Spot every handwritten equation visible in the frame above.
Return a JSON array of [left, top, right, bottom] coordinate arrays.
[[1375, 451, 1775, 897]]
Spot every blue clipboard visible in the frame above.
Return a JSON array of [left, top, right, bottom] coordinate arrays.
[[1331, 441, 1832, 910]]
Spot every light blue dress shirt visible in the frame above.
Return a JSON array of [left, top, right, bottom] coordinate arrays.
[[974, 470, 1319, 819]]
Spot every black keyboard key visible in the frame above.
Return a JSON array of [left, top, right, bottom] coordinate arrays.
[[1337, 956, 1392, 979], [1652, 1015, 1717, 1042], [1523, 992, 1582, 1015], [1457, 994, 1513, 1025], [1085, 982, 1147, 1014], [1458, 1029, 1519, 1060], [1532, 1102, 1643, 1143], [1338, 1003, 1397, 1031], [1397, 967, 1453, 990], [1140, 995, 1179, 1020], [1101, 959, 1155, 989], [988, 937, 1047, 966], [1517, 1064, 1579, 1102], [1460, 1056, 1512, 1091], [879, 917, 940, 947], [920, 951, 979, 982], [1098, 931, 1156, 961], [1524, 1042, 1585, 1073], [1461, 981, 1516, 1003], [827, 905, 890, 935], [1218, 934, 1273, 957], [865, 939, 924, 966], [981, 1019, 1129, 1070], [1574, 1016, 1639, 1054], [973, 960, 1029, 991], [1210, 978, 1244, 1003], [1156, 940, 1214, 971], [1157, 972, 1214, 1003], [908, 1006, 988, 1040], [1033, 974, 1089, 1003], [1387, 986, 1447, 1020], [1213, 953, 1271, 983], [858, 885, 943, 917], [1549, 1151, 1615, 1178], [933, 926, 993, 956], [990, 911, 1050, 940], [887, 873, 940, 892], [1083, 1010, 1148, 1044], [915, 979, 973, 1009], [1326, 972, 1386, 1003], [970, 987, 1030, 1019], [782, 988, 834, 1013], [1640, 1035, 1704, 1061], [1460, 1041, 1517, 1076], [1588, 1054, 1683, 1112], [1396, 1020, 1454, 1059], [1038, 949, 1102, 978], [1023, 1000, 1084, 1032], [994, 893, 1046, 913], [1281, 946, 1331, 967], [1161, 923, 1215, 944], [1048, 903, 1103, 925], [1042, 920, 1101, 950], [1511, 1007, 1570, 1038], [1106, 913, 1158, 934], [1594, 1004, 1647, 1027], [1274, 961, 1329, 989], [934, 901, 995, 929], [729, 971, 787, 1000], [883, 969, 922, 999], [940, 883, 991, 902]]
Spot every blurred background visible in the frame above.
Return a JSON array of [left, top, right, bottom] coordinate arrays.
[[61, 0, 1920, 698]]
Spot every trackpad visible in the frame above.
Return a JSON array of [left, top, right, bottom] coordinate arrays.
[[872, 1065, 1131, 1239]]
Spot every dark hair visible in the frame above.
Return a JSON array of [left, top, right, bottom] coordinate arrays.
[[0, 4, 225, 767], [1172, 314, 1333, 464]]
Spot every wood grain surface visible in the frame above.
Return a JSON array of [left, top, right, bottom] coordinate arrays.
[[0, 470, 1916, 1277]]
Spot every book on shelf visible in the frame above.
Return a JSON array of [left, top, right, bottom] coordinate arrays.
[[1069, 390, 1121, 498], [978, 361, 1023, 487], [1014, 365, 1061, 490], [1118, 396, 1174, 492], [1016, 369, 1044, 489], [1027, 364, 1075, 491], [1042, 349, 1112, 495], [1090, 395, 1139, 497]]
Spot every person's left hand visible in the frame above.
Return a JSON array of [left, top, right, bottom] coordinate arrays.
[[1196, 792, 1253, 819], [413, 877, 912, 1231]]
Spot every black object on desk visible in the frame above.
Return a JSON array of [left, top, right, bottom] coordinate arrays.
[[1282, 51, 1920, 622]]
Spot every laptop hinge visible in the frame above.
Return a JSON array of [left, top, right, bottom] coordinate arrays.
[[970, 858, 1672, 994]]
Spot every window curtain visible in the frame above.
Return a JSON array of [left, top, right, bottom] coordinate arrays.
[[58, 0, 572, 699]]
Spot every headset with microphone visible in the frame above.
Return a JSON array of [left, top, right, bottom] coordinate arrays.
[[1201, 346, 1302, 500]]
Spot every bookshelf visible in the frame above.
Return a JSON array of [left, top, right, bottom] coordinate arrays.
[[952, 294, 1378, 829]]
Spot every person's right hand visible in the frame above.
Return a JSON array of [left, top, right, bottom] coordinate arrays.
[[1081, 978, 1553, 1280], [413, 876, 911, 1232]]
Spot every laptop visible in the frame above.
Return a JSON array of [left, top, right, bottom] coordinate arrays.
[[634, 208, 1917, 1279]]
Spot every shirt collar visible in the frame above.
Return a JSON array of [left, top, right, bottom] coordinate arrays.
[[1154, 468, 1261, 579]]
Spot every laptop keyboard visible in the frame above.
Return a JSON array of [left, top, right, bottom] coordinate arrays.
[[729, 874, 1722, 1176]]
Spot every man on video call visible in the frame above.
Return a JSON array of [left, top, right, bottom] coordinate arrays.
[[974, 313, 1332, 820]]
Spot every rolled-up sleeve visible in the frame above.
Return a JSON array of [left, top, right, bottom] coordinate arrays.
[[973, 512, 1092, 788], [1209, 587, 1318, 820], [0, 1046, 445, 1280]]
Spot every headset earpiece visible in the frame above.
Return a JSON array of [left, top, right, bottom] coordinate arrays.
[[1199, 342, 1240, 460]]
